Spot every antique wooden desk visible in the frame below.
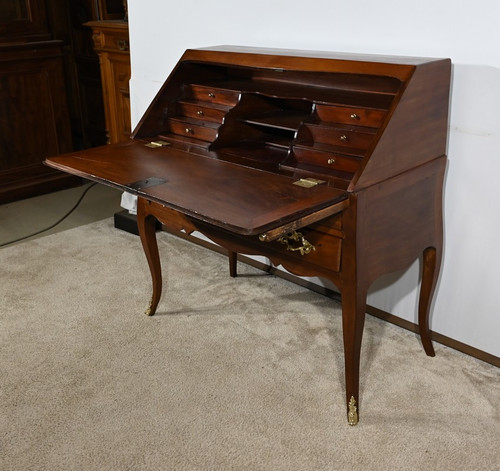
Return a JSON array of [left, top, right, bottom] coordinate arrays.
[[46, 46, 451, 425]]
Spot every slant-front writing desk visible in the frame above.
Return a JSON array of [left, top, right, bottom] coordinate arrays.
[[46, 46, 451, 425]]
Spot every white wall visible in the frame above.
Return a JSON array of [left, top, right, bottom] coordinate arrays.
[[127, 0, 500, 357]]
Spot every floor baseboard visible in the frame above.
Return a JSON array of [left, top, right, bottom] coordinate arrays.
[[121, 223, 499, 369], [173, 229, 500, 369]]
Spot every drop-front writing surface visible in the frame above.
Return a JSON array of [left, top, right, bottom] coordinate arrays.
[[45, 46, 451, 425]]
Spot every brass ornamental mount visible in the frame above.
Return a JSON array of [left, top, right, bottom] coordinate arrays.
[[348, 396, 359, 426], [277, 231, 315, 256], [145, 299, 154, 316], [116, 39, 128, 51]]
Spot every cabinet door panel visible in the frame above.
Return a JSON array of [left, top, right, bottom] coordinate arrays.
[[0, 41, 76, 202], [0, 0, 50, 42]]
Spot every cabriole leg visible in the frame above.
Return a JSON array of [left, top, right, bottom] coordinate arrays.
[[137, 199, 162, 316], [418, 246, 442, 356], [341, 282, 367, 425]]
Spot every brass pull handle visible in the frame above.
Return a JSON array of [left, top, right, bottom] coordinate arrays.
[[350, 113, 359, 120], [327, 158, 335, 165], [197, 110, 204, 116], [185, 128, 193, 134], [116, 39, 129, 51], [277, 231, 315, 256], [208, 92, 215, 98], [340, 135, 349, 142]]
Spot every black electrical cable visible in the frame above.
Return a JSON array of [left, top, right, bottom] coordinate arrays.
[[0, 182, 98, 248]]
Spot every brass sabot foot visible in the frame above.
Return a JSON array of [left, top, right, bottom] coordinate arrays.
[[347, 396, 359, 426], [145, 300, 155, 316]]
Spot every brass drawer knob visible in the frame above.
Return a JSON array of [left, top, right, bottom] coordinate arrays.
[[327, 158, 335, 165], [340, 135, 349, 142], [350, 113, 359, 120], [197, 110, 204, 116], [185, 128, 193, 134], [208, 92, 215, 98]]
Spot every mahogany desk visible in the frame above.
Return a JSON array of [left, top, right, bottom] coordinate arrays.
[[46, 46, 451, 424]]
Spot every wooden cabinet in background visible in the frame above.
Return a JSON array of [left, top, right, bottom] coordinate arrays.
[[0, 0, 50, 43], [0, 1, 79, 203], [86, 21, 131, 144], [0, 1, 127, 203]]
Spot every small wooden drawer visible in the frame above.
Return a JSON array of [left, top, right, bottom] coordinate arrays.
[[269, 229, 342, 273], [309, 213, 343, 238], [293, 146, 362, 173], [299, 123, 375, 151], [315, 104, 386, 128], [176, 101, 229, 123], [185, 84, 240, 106], [168, 118, 219, 142], [98, 31, 130, 53]]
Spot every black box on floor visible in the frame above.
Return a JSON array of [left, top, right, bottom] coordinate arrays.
[[113, 210, 139, 235]]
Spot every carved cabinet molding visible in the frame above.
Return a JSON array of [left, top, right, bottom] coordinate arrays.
[[85, 20, 131, 144]]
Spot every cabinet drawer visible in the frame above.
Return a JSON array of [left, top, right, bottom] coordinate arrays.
[[299, 123, 375, 151], [98, 31, 130, 53], [311, 213, 342, 233], [293, 146, 361, 173], [176, 101, 228, 123], [168, 118, 219, 142], [315, 104, 386, 128], [270, 228, 342, 273], [185, 84, 240, 106]]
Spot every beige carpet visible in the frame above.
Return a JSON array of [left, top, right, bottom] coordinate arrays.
[[1, 219, 499, 470]]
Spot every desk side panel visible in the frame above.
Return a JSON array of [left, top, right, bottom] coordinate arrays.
[[350, 59, 451, 190]]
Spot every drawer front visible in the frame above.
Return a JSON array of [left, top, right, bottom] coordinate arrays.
[[309, 213, 343, 238], [168, 118, 219, 142], [99, 31, 130, 53], [185, 85, 240, 106], [293, 146, 361, 173], [315, 104, 386, 128], [270, 229, 342, 273], [176, 102, 228, 123], [302, 124, 375, 151]]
